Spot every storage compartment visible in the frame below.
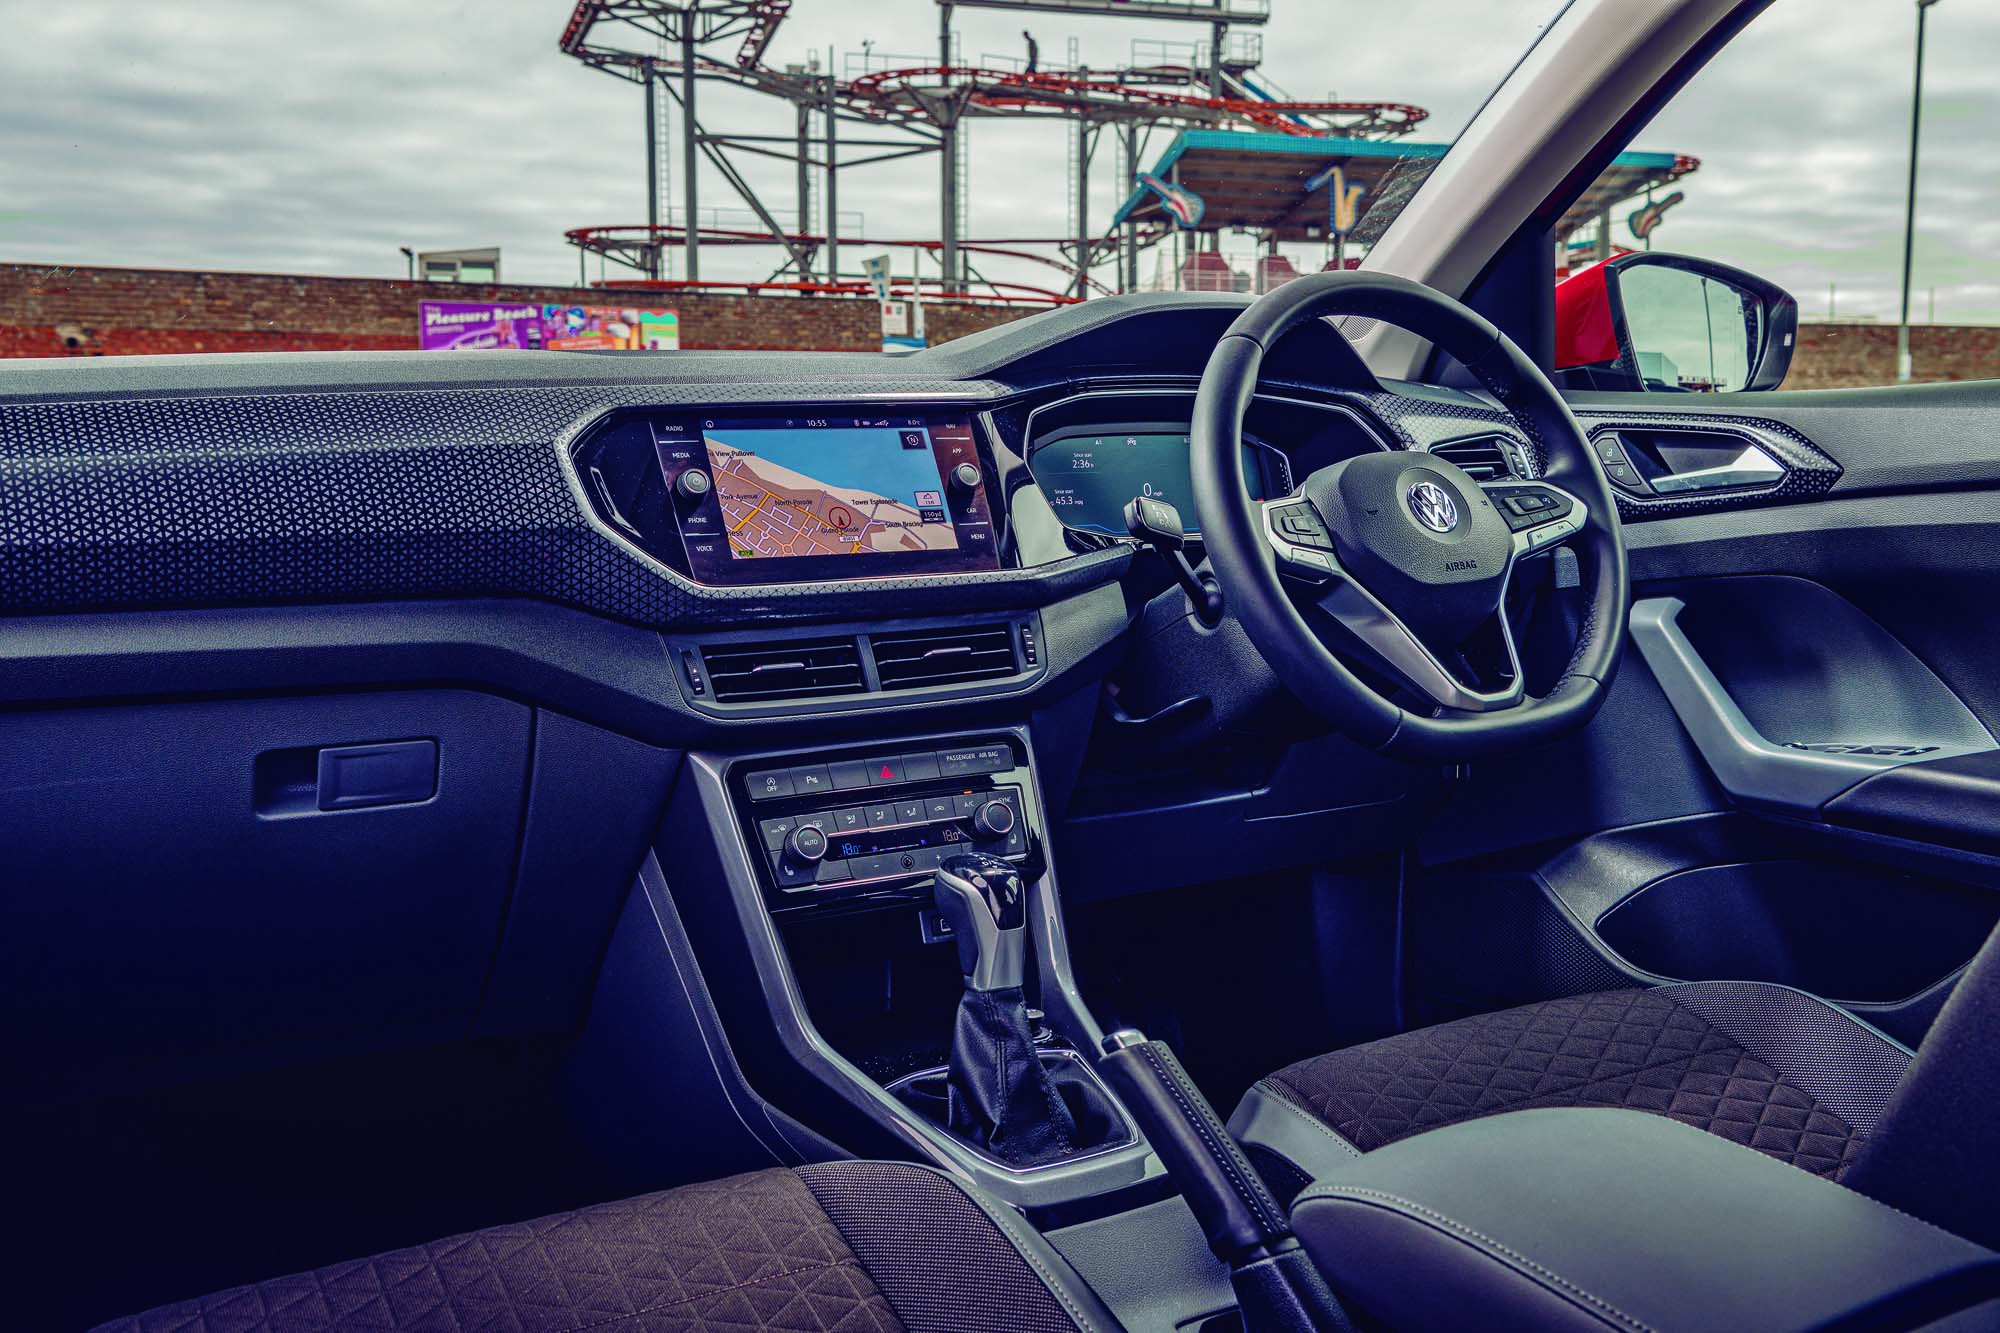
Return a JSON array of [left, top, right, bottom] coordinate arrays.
[[781, 900, 978, 1084], [1, 690, 533, 1102], [1594, 859, 1999, 1003]]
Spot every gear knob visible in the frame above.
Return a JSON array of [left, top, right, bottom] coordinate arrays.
[[933, 852, 1026, 990]]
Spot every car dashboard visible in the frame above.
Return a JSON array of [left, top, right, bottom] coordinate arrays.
[[0, 291, 1845, 1221]]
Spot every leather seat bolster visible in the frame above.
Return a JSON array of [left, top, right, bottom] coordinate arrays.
[[1290, 1109, 2000, 1333], [1228, 1079, 1364, 1203]]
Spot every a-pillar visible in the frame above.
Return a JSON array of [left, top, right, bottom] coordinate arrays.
[[680, 23, 700, 282]]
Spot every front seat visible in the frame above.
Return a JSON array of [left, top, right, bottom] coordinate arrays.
[[94, 1160, 1121, 1333], [1232, 979, 1915, 1205]]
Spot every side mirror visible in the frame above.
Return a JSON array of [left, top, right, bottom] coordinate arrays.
[[1555, 253, 1798, 393]]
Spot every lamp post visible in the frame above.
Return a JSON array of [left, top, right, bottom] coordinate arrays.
[[1896, 0, 1941, 383], [399, 246, 415, 282]]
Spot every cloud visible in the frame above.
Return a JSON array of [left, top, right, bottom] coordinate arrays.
[[0, 0, 1994, 321]]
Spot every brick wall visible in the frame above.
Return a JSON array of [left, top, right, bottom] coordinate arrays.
[[0, 262, 1038, 358], [5, 263, 1998, 391], [1787, 322, 2000, 391]]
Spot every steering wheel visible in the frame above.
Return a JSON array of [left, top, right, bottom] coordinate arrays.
[[1189, 271, 1629, 763]]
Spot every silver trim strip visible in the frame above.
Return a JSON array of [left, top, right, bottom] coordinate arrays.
[[1629, 596, 1993, 813]]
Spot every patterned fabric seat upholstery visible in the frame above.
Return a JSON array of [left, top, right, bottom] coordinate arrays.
[[1229, 982, 1915, 1204], [93, 1161, 1121, 1333]]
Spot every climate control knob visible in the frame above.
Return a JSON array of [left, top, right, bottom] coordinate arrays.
[[783, 824, 828, 866], [970, 800, 1016, 840]]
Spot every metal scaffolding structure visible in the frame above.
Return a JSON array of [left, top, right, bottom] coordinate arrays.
[[558, 0, 1430, 304]]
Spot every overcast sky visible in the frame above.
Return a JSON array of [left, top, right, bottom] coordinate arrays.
[[2, 0, 1995, 322]]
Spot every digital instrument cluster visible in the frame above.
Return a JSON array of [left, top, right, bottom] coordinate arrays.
[[1028, 428, 1272, 537]]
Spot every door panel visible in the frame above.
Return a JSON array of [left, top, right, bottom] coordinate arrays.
[[1412, 382, 2000, 1034]]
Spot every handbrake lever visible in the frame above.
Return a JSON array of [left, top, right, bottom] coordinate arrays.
[[1097, 1028, 1355, 1332]]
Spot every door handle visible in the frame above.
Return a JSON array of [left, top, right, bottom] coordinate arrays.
[[1648, 444, 1784, 494]]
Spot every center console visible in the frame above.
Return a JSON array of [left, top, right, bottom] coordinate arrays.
[[651, 725, 1157, 1209]]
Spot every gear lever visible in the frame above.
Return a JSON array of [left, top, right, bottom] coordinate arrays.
[[933, 850, 1028, 990], [933, 852, 1077, 1163]]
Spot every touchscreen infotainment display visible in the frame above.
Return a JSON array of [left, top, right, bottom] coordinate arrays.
[[651, 412, 999, 584]]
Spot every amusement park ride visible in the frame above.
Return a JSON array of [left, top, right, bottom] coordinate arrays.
[[558, 0, 1696, 306]]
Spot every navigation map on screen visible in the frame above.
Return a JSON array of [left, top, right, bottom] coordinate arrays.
[[704, 424, 956, 561], [652, 413, 997, 584]]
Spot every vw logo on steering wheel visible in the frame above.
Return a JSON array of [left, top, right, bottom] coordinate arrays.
[[1406, 480, 1459, 533]]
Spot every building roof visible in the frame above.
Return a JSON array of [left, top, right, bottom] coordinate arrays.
[[1110, 130, 1694, 242]]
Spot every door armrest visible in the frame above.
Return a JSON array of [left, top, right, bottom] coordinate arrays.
[[1826, 749, 2000, 859]]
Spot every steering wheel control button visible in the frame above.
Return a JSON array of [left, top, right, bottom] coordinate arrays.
[[1270, 502, 1332, 548], [1526, 517, 1578, 551], [1487, 485, 1574, 532], [745, 767, 794, 802], [1280, 546, 1335, 578]]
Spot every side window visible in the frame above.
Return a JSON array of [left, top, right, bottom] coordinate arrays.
[[1554, 0, 1994, 393]]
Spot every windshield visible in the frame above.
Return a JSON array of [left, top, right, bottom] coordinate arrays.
[[1, 0, 1561, 357]]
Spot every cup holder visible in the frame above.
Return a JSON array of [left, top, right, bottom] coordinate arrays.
[[1593, 859, 1998, 1004]]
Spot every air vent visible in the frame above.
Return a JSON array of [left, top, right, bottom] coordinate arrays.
[[871, 624, 1019, 691], [1429, 435, 1521, 480], [704, 637, 865, 703]]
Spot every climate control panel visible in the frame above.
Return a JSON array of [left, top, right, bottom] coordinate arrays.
[[731, 737, 1036, 908]]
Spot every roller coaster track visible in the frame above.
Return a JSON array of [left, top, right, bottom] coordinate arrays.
[[842, 64, 1427, 137], [566, 225, 1123, 301]]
